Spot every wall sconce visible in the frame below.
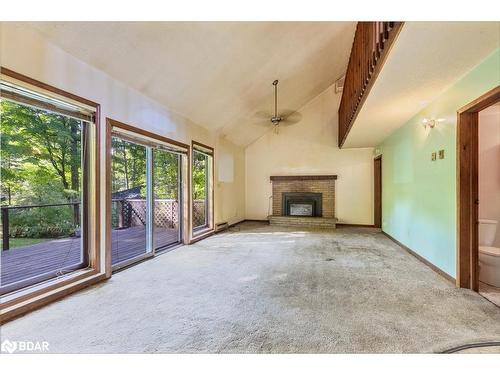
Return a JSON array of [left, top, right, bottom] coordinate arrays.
[[422, 118, 437, 129], [422, 118, 445, 129]]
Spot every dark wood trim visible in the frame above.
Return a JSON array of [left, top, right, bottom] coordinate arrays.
[[374, 155, 382, 228], [1, 67, 99, 108], [382, 231, 455, 285], [458, 86, 500, 114], [338, 22, 404, 148], [270, 175, 338, 181], [228, 219, 247, 228], [0, 69, 102, 322], [456, 86, 500, 291], [336, 223, 375, 228], [192, 140, 215, 154], [107, 118, 189, 150]]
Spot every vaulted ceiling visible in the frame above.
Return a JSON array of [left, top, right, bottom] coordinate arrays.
[[28, 22, 356, 146]]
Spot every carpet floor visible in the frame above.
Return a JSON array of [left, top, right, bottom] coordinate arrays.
[[2, 222, 500, 353]]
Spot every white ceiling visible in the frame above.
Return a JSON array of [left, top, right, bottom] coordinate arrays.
[[343, 22, 500, 148], [28, 22, 356, 146]]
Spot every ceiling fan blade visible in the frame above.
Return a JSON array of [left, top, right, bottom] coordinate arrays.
[[279, 110, 302, 125]]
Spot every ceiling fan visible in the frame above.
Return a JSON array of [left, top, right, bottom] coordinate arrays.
[[254, 80, 302, 133]]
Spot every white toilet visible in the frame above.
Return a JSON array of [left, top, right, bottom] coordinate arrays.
[[479, 219, 500, 287]]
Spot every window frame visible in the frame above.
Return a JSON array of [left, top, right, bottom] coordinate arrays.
[[0, 68, 102, 323], [191, 140, 215, 241]]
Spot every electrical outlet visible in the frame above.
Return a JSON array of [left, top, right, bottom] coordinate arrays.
[[439, 149, 445, 159], [431, 152, 437, 161]]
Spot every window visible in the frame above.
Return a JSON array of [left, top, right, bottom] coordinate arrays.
[[0, 74, 98, 295], [191, 141, 214, 236], [107, 119, 187, 270]]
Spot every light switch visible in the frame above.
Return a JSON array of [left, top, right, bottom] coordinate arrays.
[[439, 150, 445, 159], [431, 152, 437, 161]]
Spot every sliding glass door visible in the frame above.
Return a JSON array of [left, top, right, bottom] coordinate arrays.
[[111, 137, 148, 266], [153, 149, 181, 251], [109, 126, 184, 269]]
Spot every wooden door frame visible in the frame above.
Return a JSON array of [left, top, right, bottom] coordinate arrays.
[[456, 86, 500, 290], [374, 155, 382, 228]]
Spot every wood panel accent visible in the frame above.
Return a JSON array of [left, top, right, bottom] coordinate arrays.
[[382, 231, 455, 285], [374, 155, 382, 228], [0, 68, 102, 323], [338, 22, 403, 148], [270, 175, 337, 181], [456, 86, 500, 290]]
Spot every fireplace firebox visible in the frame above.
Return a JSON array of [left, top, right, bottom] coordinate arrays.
[[282, 192, 322, 217]]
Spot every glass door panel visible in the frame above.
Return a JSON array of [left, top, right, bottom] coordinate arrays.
[[153, 149, 181, 250], [111, 137, 147, 266]]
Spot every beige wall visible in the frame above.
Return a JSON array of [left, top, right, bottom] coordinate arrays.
[[245, 85, 374, 224], [479, 104, 500, 247], [0, 23, 246, 253]]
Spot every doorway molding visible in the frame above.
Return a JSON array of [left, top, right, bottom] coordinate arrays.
[[374, 155, 382, 228], [456, 86, 500, 290]]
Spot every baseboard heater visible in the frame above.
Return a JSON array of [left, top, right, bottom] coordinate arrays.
[[215, 221, 229, 233]]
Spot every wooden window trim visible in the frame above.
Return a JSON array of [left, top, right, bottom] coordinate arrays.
[[190, 140, 215, 242], [105, 118, 191, 276], [108, 118, 189, 151], [456, 86, 500, 290], [0, 67, 102, 323]]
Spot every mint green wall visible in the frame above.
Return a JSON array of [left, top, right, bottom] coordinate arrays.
[[378, 48, 500, 278]]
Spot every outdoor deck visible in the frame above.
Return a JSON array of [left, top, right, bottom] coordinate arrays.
[[1, 226, 179, 288]]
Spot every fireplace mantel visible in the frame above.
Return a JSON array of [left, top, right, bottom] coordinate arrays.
[[269, 175, 338, 181]]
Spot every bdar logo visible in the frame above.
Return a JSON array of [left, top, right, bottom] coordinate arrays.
[[1, 339, 17, 354]]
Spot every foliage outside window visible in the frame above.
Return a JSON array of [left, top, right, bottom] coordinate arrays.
[[1, 100, 82, 240]]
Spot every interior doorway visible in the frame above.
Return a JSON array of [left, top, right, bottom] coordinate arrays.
[[374, 155, 382, 228], [456, 86, 500, 292]]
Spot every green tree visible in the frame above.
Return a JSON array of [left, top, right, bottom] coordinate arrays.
[[1, 100, 82, 205], [192, 151, 207, 200]]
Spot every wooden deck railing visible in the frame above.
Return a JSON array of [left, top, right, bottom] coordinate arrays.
[[338, 22, 403, 147]]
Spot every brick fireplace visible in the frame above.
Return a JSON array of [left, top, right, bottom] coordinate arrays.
[[269, 175, 337, 228]]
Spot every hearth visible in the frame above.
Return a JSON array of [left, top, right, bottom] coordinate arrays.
[[282, 192, 322, 217]]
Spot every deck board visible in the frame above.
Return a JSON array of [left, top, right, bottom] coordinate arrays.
[[1, 226, 179, 288]]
